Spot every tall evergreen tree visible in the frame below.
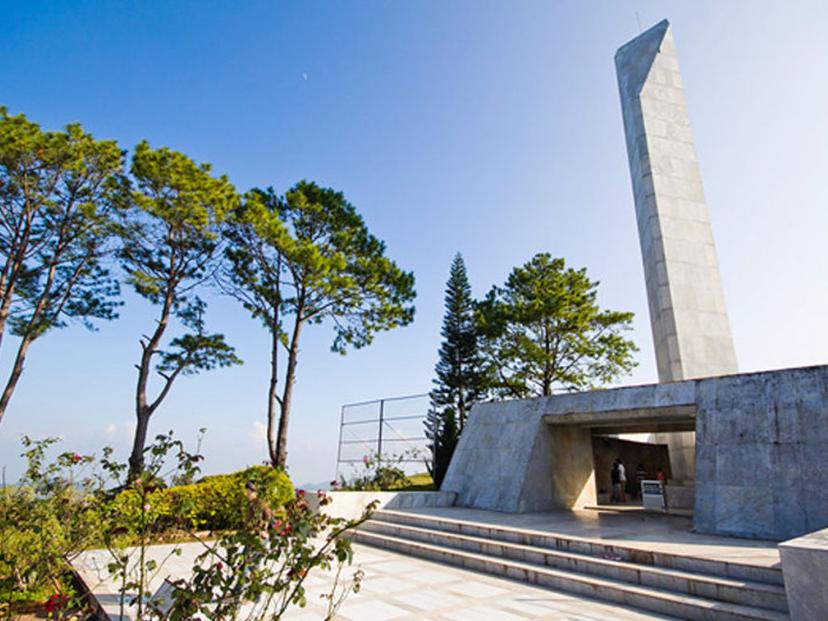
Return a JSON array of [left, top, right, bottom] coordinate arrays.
[[425, 253, 486, 487], [424, 405, 458, 489]]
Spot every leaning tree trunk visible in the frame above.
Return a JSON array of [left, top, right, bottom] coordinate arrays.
[[0, 252, 61, 424], [267, 329, 280, 466], [0, 337, 32, 425], [128, 287, 174, 479], [275, 317, 303, 469], [128, 409, 152, 478]]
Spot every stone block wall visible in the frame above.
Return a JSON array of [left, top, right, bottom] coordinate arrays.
[[694, 365, 828, 540]]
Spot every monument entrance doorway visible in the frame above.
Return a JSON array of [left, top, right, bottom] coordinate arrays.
[[542, 404, 696, 513]]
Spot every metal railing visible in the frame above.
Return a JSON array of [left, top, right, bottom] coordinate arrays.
[[335, 393, 429, 480]]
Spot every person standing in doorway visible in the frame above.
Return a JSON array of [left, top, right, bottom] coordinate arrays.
[[610, 459, 621, 503], [617, 459, 627, 503]]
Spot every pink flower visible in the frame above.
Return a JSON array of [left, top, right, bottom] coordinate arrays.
[[72, 453, 83, 463], [363, 455, 370, 466], [143, 503, 151, 512]]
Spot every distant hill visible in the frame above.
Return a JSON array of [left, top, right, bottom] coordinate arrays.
[[296, 480, 330, 492]]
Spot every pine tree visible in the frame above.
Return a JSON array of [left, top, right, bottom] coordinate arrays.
[[425, 253, 486, 487], [424, 406, 458, 488]]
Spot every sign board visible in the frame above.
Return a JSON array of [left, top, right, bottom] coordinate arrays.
[[148, 578, 178, 616], [641, 480, 666, 511]]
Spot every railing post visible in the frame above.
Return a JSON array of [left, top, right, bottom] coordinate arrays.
[[377, 399, 385, 466], [335, 405, 345, 481]]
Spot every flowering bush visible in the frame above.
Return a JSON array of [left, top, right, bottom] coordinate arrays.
[[157, 490, 376, 620], [0, 437, 100, 615], [2, 432, 370, 621], [338, 451, 410, 491]]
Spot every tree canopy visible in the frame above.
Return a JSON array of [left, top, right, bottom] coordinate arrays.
[[477, 253, 637, 397], [119, 141, 242, 477], [221, 180, 416, 467], [0, 108, 125, 423]]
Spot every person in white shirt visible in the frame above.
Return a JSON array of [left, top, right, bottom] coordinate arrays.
[[617, 460, 627, 503]]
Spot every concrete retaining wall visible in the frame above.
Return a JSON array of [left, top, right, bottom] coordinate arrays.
[[317, 491, 456, 520]]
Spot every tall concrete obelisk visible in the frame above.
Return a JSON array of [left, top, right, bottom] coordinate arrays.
[[615, 20, 737, 479]]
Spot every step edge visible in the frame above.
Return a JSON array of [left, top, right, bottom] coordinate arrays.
[[361, 520, 786, 595], [373, 510, 783, 575], [354, 530, 789, 621]]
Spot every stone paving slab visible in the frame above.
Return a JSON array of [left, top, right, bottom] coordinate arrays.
[[75, 540, 677, 620]]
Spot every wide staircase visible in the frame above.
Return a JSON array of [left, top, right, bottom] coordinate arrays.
[[353, 509, 789, 621]]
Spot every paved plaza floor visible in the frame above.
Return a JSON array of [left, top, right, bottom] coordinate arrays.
[[75, 539, 677, 620], [75, 507, 781, 620]]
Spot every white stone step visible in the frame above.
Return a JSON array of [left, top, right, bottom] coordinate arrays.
[[360, 520, 788, 613], [354, 530, 789, 621], [373, 509, 784, 586]]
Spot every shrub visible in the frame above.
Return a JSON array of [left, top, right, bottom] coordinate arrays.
[[160, 490, 375, 621], [111, 465, 294, 532], [0, 438, 100, 610], [339, 452, 409, 491]]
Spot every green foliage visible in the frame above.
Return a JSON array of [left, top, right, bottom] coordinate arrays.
[[220, 181, 416, 467], [120, 141, 238, 305], [338, 452, 411, 491], [119, 141, 241, 374], [93, 432, 367, 621], [430, 253, 487, 425], [109, 465, 294, 534], [425, 406, 459, 489], [224, 181, 416, 353], [118, 141, 242, 475], [477, 253, 638, 397], [400, 472, 435, 491], [0, 437, 100, 611], [0, 106, 125, 337], [0, 106, 125, 422], [160, 491, 374, 620]]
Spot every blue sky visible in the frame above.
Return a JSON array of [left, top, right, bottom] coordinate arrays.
[[1, 1, 827, 485]]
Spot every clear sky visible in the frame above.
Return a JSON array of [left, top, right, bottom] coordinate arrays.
[[1, 1, 827, 486]]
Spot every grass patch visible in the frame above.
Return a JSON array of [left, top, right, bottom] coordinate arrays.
[[391, 472, 435, 491]]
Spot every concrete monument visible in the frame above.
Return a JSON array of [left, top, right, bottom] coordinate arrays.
[[615, 20, 738, 481], [441, 19, 828, 544], [615, 20, 738, 383]]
